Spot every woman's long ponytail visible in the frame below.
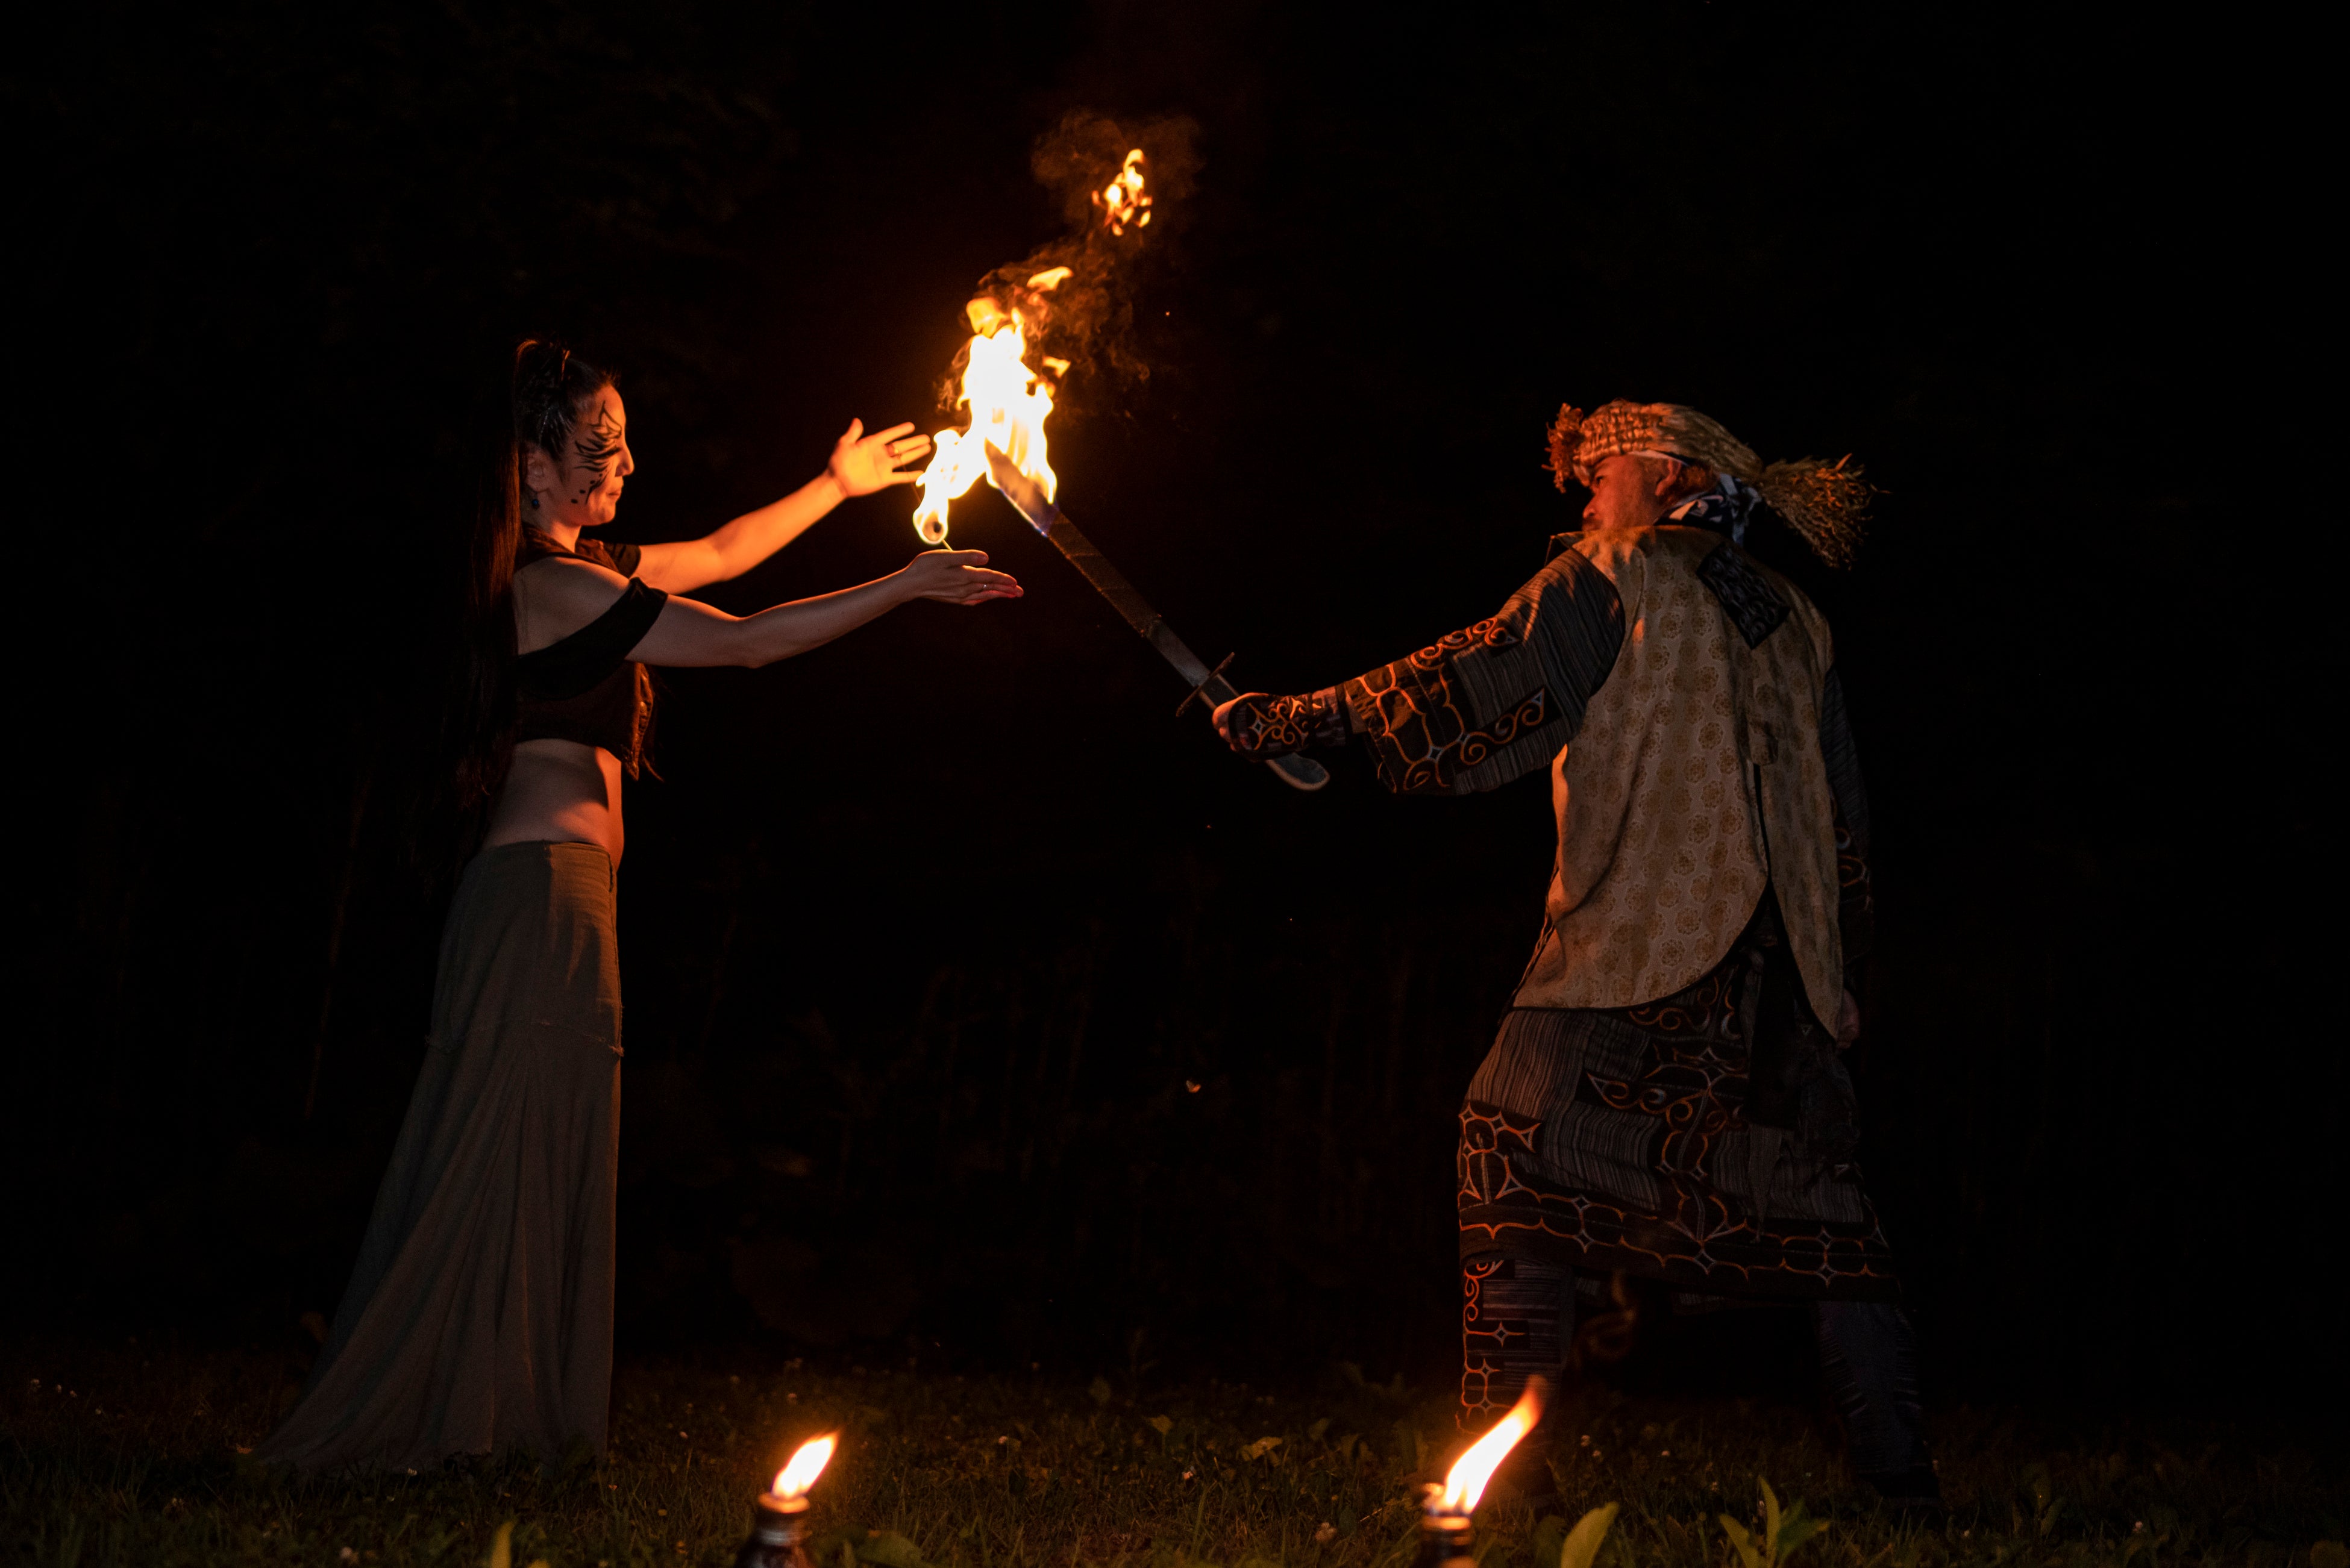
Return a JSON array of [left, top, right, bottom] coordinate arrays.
[[421, 339, 613, 880]]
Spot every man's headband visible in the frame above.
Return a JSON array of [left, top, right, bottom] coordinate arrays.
[[1546, 399, 1873, 568]]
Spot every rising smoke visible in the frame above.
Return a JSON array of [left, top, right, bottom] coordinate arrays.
[[942, 110, 1202, 420]]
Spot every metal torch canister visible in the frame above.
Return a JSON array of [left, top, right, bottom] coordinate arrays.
[[732, 1492, 812, 1568], [1418, 1487, 1476, 1568]]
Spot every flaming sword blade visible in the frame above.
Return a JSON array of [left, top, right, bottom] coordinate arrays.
[[983, 446, 1328, 792]]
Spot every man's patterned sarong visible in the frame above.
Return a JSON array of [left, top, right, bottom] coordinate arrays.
[[1457, 906, 1901, 1304]]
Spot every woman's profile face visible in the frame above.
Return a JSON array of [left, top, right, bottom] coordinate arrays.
[[527, 386, 634, 528]]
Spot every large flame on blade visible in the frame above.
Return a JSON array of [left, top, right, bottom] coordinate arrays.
[[1094, 148, 1152, 234], [912, 149, 1152, 543], [1438, 1379, 1546, 1514], [770, 1433, 838, 1500], [911, 278, 1068, 545]]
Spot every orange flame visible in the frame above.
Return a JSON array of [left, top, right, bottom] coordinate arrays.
[[769, 1433, 838, 1499], [1437, 1378, 1546, 1513], [912, 149, 1151, 543], [910, 303, 1059, 545], [1094, 148, 1151, 234]]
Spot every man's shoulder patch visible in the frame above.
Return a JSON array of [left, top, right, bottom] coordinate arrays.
[[1695, 543, 1791, 649]]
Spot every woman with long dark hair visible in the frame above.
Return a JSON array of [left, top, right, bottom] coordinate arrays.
[[255, 342, 1018, 1475]]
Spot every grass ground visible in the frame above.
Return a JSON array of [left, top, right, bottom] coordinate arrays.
[[2, 1337, 2342, 1567]]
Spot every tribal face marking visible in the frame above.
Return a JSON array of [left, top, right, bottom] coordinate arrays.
[[569, 404, 625, 503]]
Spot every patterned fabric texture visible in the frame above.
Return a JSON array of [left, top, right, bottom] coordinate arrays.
[[1831, 781, 1875, 987], [1694, 542, 1791, 649], [1670, 471, 1764, 547], [1548, 401, 1759, 489], [1333, 526, 1847, 1020], [1515, 528, 1846, 1020], [1456, 899, 1900, 1304], [1222, 689, 1347, 758], [1544, 401, 1873, 568], [1341, 545, 1625, 796], [1459, 1254, 1571, 1429]]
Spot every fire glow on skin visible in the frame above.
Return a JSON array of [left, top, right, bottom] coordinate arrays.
[[732, 1433, 837, 1568], [1420, 1377, 1548, 1568]]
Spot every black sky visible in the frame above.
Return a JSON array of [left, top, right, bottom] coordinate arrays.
[[8, 4, 2333, 1407]]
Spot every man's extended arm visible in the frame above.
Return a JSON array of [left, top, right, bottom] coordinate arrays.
[[1216, 545, 1626, 796]]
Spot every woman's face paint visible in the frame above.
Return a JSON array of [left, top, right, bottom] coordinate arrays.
[[530, 386, 635, 529]]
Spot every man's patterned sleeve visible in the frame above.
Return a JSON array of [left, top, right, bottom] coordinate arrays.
[[1820, 666, 1874, 976], [1340, 548, 1625, 796], [1220, 689, 1350, 758]]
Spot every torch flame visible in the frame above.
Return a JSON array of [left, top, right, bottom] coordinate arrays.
[[911, 306, 1059, 545], [912, 147, 1153, 543], [1437, 1378, 1546, 1514], [1094, 148, 1152, 235], [770, 1433, 838, 1500]]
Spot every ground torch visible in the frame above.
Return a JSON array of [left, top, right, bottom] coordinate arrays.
[[1420, 1376, 1548, 1567], [733, 1433, 837, 1568]]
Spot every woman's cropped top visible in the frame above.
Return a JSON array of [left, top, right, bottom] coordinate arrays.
[[515, 529, 668, 776]]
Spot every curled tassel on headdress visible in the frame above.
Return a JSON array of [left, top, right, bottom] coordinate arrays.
[[1756, 455, 1872, 569], [1546, 404, 1587, 493]]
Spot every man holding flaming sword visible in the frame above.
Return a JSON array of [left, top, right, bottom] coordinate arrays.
[[1211, 401, 1938, 1508]]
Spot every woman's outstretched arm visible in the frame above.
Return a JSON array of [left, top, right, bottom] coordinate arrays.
[[516, 551, 1019, 667], [633, 420, 932, 593]]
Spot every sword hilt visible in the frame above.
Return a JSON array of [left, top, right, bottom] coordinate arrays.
[[991, 478, 1330, 792], [1175, 653, 1238, 718]]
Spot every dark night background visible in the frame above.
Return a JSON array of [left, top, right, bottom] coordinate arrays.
[[8, 5, 2333, 1413]]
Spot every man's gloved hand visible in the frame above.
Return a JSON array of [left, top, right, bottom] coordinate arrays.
[[1212, 692, 1294, 755], [1212, 689, 1347, 757]]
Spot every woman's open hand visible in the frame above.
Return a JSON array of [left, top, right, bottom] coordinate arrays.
[[829, 419, 933, 498], [898, 549, 1022, 605]]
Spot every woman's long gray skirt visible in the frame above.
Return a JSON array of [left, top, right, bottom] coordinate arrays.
[[255, 841, 622, 1475]]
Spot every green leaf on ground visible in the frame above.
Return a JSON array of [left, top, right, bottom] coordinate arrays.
[[1774, 1500, 1827, 1563], [854, 1529, 933, 1568], [1534, 1507, 1618, 1568], [1557, 1503, 1618, 1568], [1719, 1481, 1825, 1567], [480, 1520, 548, 1568]]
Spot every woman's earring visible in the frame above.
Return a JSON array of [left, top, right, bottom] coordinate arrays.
[[527, 490, 540, 510]]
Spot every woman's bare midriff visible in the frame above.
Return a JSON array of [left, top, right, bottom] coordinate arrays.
[[481, 738, 626, 863]]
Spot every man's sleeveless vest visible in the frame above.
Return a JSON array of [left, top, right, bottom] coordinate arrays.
[[1513, 526, 1844, 1025]]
